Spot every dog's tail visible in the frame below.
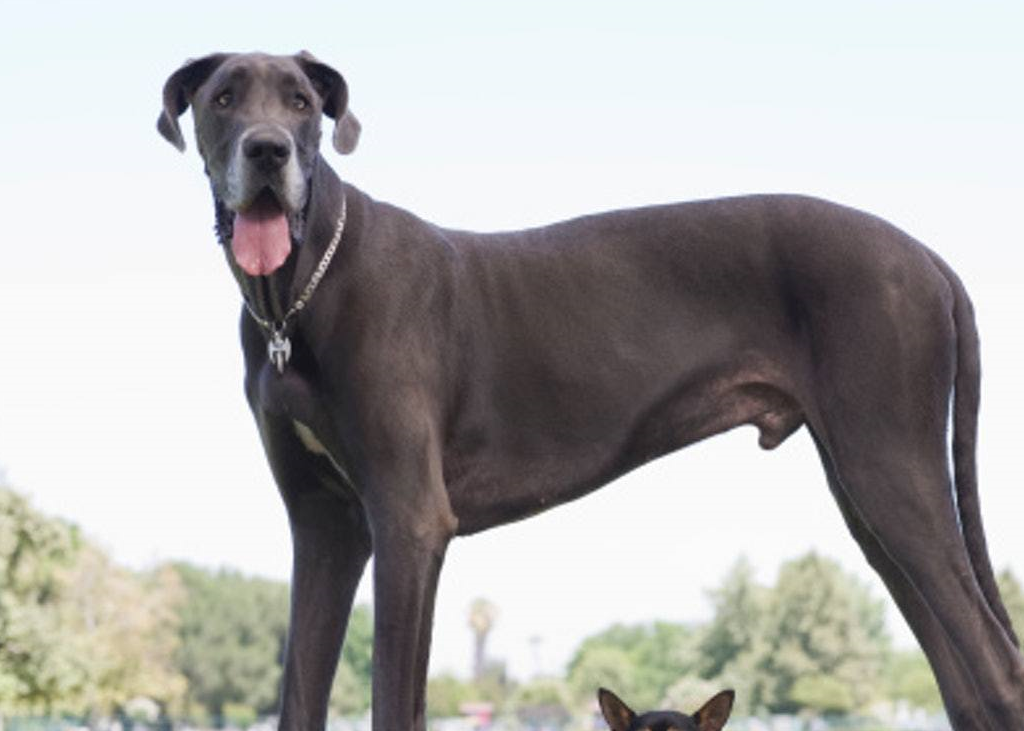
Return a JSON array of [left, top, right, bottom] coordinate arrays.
[[932, 252, 1019, 647]]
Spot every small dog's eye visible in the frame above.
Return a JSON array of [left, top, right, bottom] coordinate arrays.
[[293, 94, 310, 111], [215, 91, 232, 108]]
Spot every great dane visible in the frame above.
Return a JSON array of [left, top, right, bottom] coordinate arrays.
[[157, 52, 1024, 730]]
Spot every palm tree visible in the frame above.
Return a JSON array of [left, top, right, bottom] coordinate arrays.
[[468, 598, 499, 680]]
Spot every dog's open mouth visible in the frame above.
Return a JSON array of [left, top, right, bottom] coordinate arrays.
[[231, 189, 292, 277]]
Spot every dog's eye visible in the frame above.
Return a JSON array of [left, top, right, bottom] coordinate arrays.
[[215, 91, 233, 108], [293, 94, 310, 111]]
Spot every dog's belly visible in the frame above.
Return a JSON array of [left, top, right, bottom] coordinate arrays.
[[443, 363, 804, 535]]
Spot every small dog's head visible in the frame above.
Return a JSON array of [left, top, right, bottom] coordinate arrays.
[[598, 687, 734, 731], [157, 51, 360, 276]]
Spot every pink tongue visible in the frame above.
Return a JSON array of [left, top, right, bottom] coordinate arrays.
[[231, 208, 291, 277]]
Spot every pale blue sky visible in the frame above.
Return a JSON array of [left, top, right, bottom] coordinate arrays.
[[1, 1, 1022, 679]]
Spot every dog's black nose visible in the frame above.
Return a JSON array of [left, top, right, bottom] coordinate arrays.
[[243, 131, 291, 172]]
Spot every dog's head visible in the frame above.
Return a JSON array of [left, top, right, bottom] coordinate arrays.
[[157, 51, 360, 277], [598, 688, 734, 731]]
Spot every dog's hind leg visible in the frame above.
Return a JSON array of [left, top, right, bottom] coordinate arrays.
[[824, 435, 1024, 728], [257, 414, 373, 731], [810, 404, 1024, 728], [811, 430, 992, 731], [795, 246, 1024, 728]]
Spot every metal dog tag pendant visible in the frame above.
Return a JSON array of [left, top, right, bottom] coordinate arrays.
[[268, 330, 292, 373]]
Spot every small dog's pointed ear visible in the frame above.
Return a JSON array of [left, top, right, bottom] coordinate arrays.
[[294, 51, 361, 155], [598, 688, 636, 731], [157, 53, 232, 151], [692, 689, 734, 731]]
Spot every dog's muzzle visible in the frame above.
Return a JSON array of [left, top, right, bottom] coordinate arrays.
[[220, 125, 308, 277], [225, 124, 306, 212]]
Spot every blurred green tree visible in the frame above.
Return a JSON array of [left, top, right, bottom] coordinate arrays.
[[425, 673, 474, 719], [789, 673, 854, 715], [883, 649, 942, 712], [172, 563, 289, 721], [566, 645, 634, 708], [0, 486, 185, 718], [511, 678, 571, 729], [61, 549, 186, 716], [329, 604, 373, 716], [754, 552, 889, 714], [697, 556, 766, 681], [566, 621, 698, 709], [471, 660, 514, 709], [0, 486, 83, 713], [660, 675, 724, 716], [997, 568, 1024, 642]]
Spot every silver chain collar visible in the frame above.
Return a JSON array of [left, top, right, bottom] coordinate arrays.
[[243, 195, 347, 373]]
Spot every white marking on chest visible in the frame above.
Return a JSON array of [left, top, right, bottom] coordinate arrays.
[[292, 419, 355, 487]]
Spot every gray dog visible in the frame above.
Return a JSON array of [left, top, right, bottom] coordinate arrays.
[[158, 52, 1023, 731]]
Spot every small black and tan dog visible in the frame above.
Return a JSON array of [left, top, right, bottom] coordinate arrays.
[[598, 688, 734, 731]]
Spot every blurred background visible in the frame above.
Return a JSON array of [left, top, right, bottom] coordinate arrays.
[[1, 1, 1022, 729]]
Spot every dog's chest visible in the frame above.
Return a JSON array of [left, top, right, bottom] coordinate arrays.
[[251, 361, 357, 488], [292, 418, 356, 488]]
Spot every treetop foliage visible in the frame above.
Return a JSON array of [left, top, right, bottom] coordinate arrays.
[[2, 482, 984, 724]]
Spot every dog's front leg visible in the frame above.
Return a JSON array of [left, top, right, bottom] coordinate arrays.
[[256, 414, 373, 731], [371, 526, 449, 731], [364, 443, 457, 731], [280, 491, 371, 731]]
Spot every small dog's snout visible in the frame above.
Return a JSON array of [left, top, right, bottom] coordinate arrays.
[[242, 130, 292, 172]]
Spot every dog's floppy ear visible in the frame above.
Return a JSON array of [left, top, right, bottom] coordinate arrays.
[[295, 51, 361, 155], [157, 53, 232, 152], [598, 688, 636, 731], [691, 689, 734, 731]]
